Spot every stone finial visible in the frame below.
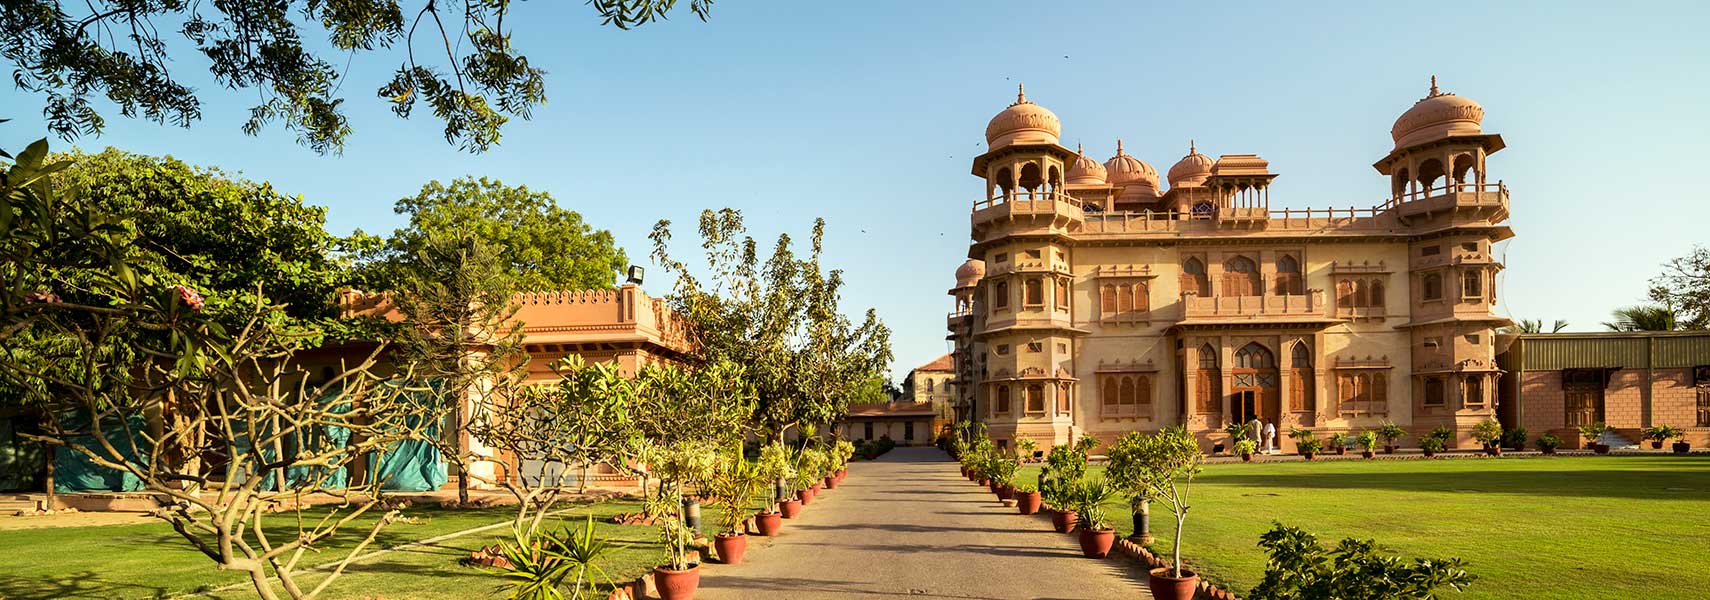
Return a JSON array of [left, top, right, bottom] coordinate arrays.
[[1116, 138, 1125, 155], [1429, 75, 1439, 96], [1190, 139, 1196, 154], [1012, 82, 1029, 106]]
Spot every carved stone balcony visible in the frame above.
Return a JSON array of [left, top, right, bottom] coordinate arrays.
[[1180, 291, 1330, 325], [971, 191, 1084, 231], [1390, 183, 1508, 220]]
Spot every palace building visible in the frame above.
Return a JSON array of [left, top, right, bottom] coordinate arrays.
[[948, 81, 1518, 451]]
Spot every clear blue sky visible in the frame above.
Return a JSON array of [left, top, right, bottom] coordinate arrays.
[[3, 1, 1707, 380]]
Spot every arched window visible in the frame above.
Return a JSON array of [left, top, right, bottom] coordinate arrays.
[[1462, 270, 1482, 300], [1103, 377, 1119, 411], [1224, 256, 1260, 297], [1392, 168, 1411, 197], [1026, 384, 1045, 413], [1417, 158, 1445, 192], [1101, 284, 1117, 317], [1424, 376, 1446, 407], [1024, 278, 1044, 306], [1019, 162, 1043, 193], [995, 385, 1011, 414], [1196, 343, 1220, 414], [1291, 342, 1312, 368], [1353, 279, 1368, 307], [1118, 283, 1134, 313], [1120, 377, 1136, 410], [1336, 279, 1354, 308], [994, 281, 1010, 309], [1055, 277, 1070, 310], [1057, 382, 1072, 414], [1369, 280, 1386, 307], [1235, 342, 1274, 369], [1047, 165, 1062, 191], [1373, 372, 1389, 413], [1199, 343, 1218, 369], [1422, 273, 1442, 301], [1276, 255, 1302, 295], [994, 167, 1014, 196], [1464, 375, 1484, 407], [1451, 154, 1477, 187], [1181, 257, 1209, 296]]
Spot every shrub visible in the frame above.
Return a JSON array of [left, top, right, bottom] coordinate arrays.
[[1248, 523, 1476, 600], [1288, 428, 1323, 455], [1642, 425, 1682, 442], [1500, 426, 1528, 449], [1234, 439, 1258, 456], [1355, 431, 1378, 452], [1377, 421, 1407, 446], [1327, 432, 1348, 450], [1471, 418, 1502, 446], [1576, 421, 1612, 443], [1536, 433, 1562, 451], [1069, 476, 1119, 531]]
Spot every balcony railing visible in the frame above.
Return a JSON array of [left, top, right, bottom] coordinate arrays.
[[972, 191, 1084, 227], [1182, 290, 1324, 320]]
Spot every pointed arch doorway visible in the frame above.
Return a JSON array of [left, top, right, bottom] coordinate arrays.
[[1230, 342, 1280, 425]]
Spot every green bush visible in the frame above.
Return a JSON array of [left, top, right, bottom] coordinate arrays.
[[1248, 523, 1475, 600], [1536, 433, 1562, 451], [1500, 426, 1528, 448]]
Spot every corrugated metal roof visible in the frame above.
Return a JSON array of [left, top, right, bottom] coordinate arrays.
[[1503, 331, 1710, 371]]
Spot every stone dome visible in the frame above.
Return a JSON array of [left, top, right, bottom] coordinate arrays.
[[1391, 77, 1484, 149], [1104, 140, 1160, 190], [985, 84, 1061, 149], [1066, 144, 1108, 185], [1167, 141, 1214, 188], [954, 259, 986, 288]]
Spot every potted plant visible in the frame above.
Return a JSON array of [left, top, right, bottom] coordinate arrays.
[[1105, 432, 1159, 544], [1536, 433, 1562, 456], [1071, 477, 1119, 558], [1142, 428, 1206, 600], [1042, 437, 1095, 533], [1356, 431, 1379, 459], [707, 448, 764, 564], [1501, 426, 1528, 452], [1672, 428, 1692, 454], [1328, 432, 1349, 456], [1016, 437, 1039, 463], [1014, 482, 1042, 515], [1234, 439, 1258, 462], [1577, 422, 1613, 454], [1472, 418, 1503, 456], [1420, 426, 1453, 458], [650, 485, 701, 600], [1377, 421, 1406, 454], [1642, 425, 1680, 450], [793, 447, 824, 506], [759, 443, 801, 520], [1222, 421, 1249, 455], [1289, 428, 1323, 460]]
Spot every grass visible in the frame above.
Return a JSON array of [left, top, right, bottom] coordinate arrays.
[[1019, 454, 1710, 600], [0, 498, 667, 600]]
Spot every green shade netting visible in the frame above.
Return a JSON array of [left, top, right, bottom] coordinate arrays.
[[369, 389, 447, 492], [0, 419, 45, 491], [53, 412, 148, 493]]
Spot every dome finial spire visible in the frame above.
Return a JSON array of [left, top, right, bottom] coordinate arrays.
[[1077, 142, 1084, 156], [1116, 138, 1124, 155], [1190, 139, 1196, 154], [1016, 83, 1027, 104], [1429, 75, 1440, 97]]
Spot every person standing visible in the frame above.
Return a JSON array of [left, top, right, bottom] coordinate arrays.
[[1249, 417, 1263, 452], [1263, 421, 1278, 455]]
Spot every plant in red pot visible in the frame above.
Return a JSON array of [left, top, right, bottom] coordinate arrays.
[[1139, 427, 1207, 600], [758, 442, 800, 521], [1472, 418, 1503, 457], [1578, 422, 1614, 454], [647, 477, 702, 600], [1642, 425, 1680, 451], [1378, 421, 1407, 455], [1104, 431, 1158, 546], [1289, 428, 1323, 461], [1070, 476, 1119, 558], [1014, 483, 1042, 515], [1670, 428, 1692, 454], [708, 447, 766, 564], [1356, 431, 1379, 459], [1234, 439, 1258, 463], [1535, 432, 1562, 456]]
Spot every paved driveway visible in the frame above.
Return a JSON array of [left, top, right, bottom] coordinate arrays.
[[695, 447, 1150, 600]]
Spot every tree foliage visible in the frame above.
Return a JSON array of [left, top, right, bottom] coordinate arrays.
[[1650, 245, 1710, 330], [1602, 304, 1680, 332], [357, 177, 626, 292], [648, 209, 891, 441], [1, 0, 714, 153], [1249, 523, 1476, 600]]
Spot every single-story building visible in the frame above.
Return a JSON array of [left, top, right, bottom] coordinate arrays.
[[1497, 331, 1710, 448], [836, 402, 937, 446]]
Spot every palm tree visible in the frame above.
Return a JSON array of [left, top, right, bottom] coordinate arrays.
[[1503, 318, 1568, 334], [1603, 305, 1678, 332]]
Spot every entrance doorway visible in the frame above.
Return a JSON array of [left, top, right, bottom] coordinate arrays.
[[1234, 390, 1258, 424], [1563, 369, 1606, 427]]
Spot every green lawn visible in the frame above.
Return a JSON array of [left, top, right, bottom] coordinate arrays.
[[0, 499, 667, 600], [1019, 455, 1710, 600]]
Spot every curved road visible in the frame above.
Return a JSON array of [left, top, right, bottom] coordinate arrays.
[[696, 447, 1150, 600]]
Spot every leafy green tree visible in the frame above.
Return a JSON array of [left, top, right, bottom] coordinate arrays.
[[1651, 245, 1710, 329], [1602, 304, 1680, 332], [1249, 523, 1476, 600], [393, 231, 526, 505], [2, 0, 713, 153], [44, 148, 354, 325], [359, 177, 626, 292], [648, 210, 892, 443]]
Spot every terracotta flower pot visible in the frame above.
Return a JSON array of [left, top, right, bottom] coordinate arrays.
[[996, 485, 1014, 501], [1016, 491, 1042, 515], [779, 498, 802, 519], [1423, 450, 1437, 458], [799, 488, 814, 506], [960, 466, 969, 478], [1674, 442, 1692, 454], [1335, 447, 1347, 455], [1652, 441, 1664, 449], [1051, 510, 1077, 533], [1361, 450, 1375, 459], [1301, 452, 1316, 461], [979, 478, 991, 488], [1240, 453, 1253, 462], [1078, 528, 1116, 558], [654, 564, 701, 600], [1594, 444, 1611, 455], [714, 533, 747, 564], [754, 511, 782, 536], [1542, 447, 1558, 455], [1147, 567, 1200, 600], [1384, 445, 1396, 454], [824, 476, 838, 489]]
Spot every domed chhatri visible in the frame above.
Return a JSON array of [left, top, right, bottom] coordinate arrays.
[[1166, 140, 1214, 188], [1391, 76, 1485, 149], [954, 259, 986, 288], [1108, 138, 1162, 197], [985, 84, 1062, 149], [1066, 143, 1108, 185]]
